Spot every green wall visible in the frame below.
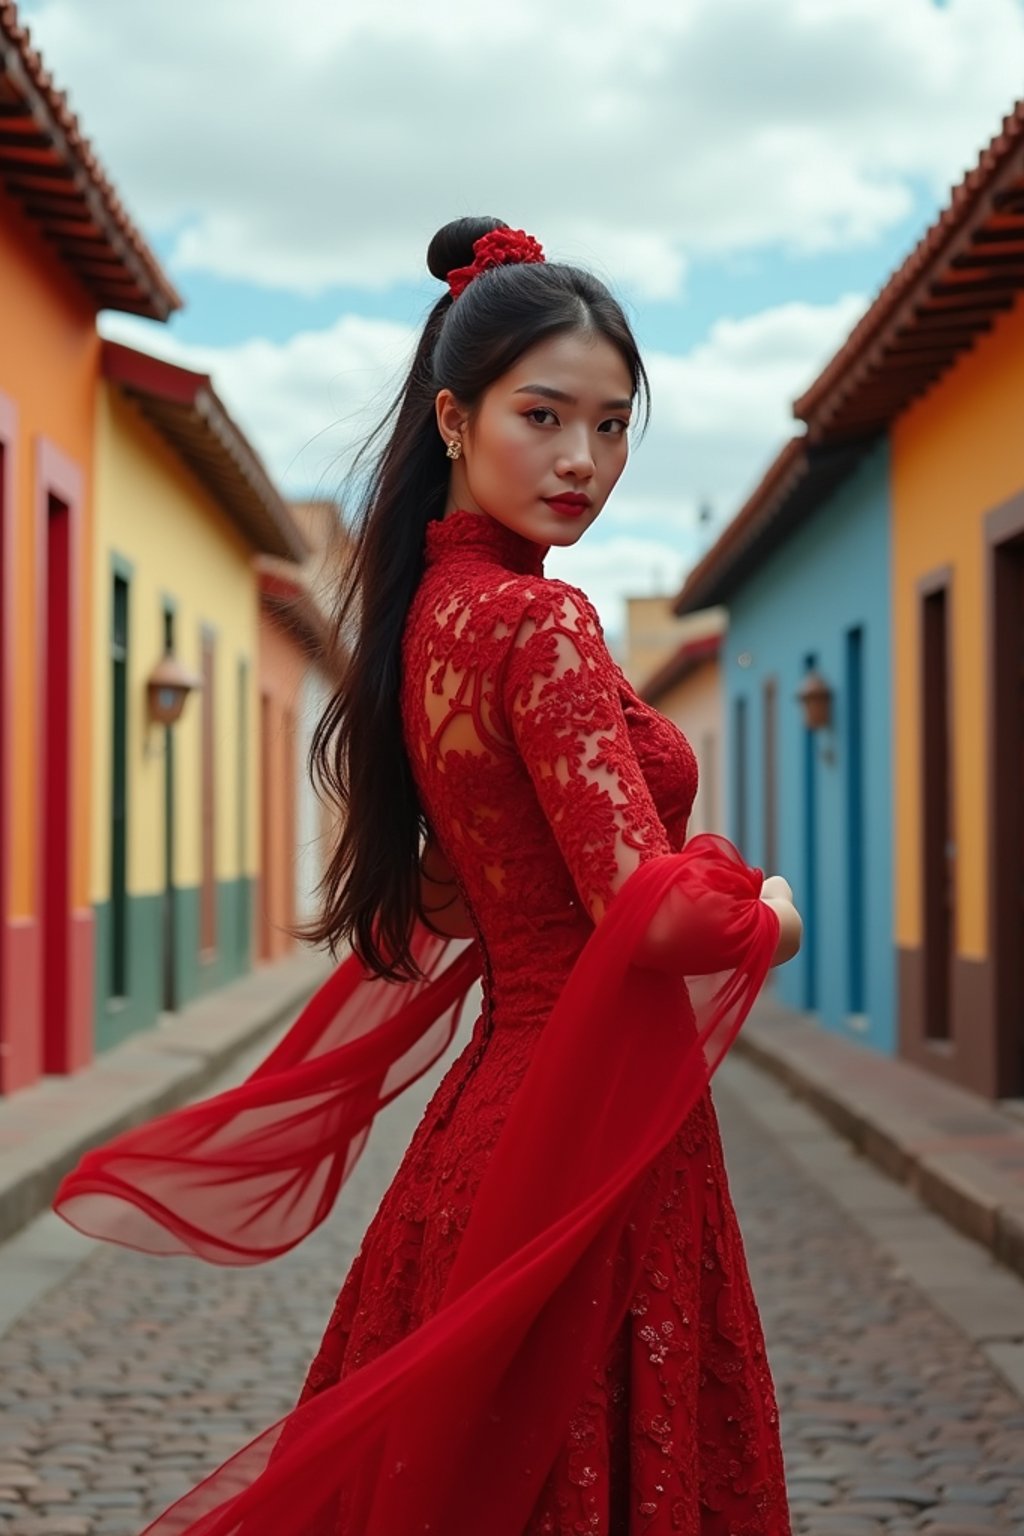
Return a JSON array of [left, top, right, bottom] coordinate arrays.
[[92, 877, 255, 1053]]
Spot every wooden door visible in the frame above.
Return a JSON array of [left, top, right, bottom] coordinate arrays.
[[42, 494, 71, 1071], [922, 585, 954, 1041], [993, 532, 1024, 1094]]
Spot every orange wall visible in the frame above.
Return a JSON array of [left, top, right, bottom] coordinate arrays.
[[0, 179, 98, 920], [891, 290, 1024, 957]]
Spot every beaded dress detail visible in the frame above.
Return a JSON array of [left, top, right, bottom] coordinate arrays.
[[291, 509, 791, 1535]]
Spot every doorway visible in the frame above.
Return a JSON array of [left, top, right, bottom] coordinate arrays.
[[161, 606, 178, 1013], [845, 625, 866, 1018], [733, 695, 748, 857], [802, 655, 819, 1013], [110, 573, 129, 1001], [921, 580, 954, 1043], [992, 522, 1024, 1096], [42, 493, 72, 1072], [0, 419, 10, 1089], [259, 690, 273, 961]]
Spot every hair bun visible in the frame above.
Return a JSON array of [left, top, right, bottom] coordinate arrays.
[[426, 217, 509, 283]]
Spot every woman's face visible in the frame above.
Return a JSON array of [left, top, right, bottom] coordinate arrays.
[[436, 328, 634, 547]]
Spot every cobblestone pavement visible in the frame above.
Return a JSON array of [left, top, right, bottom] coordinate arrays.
[[0, 1015, 1021, 1536]]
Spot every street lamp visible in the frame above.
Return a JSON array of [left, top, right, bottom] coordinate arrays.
[[796, 668, 832, 732], [146, 652, 203, 727]]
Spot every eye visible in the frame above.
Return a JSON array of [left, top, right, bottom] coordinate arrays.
[[525, 407, 559, 426], [600, 418, 630, 436]]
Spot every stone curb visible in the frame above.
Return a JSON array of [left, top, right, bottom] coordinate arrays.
[[0, 950, 335, 1248], [735, 997, 1024, 1286]]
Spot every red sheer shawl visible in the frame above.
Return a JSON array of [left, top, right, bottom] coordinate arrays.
[[52, 833, 778, 1536]]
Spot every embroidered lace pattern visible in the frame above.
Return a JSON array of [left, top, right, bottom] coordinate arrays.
[[296, 509, 789, 1533]]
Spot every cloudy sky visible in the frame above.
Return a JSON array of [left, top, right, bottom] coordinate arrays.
[[19, 0, 1024, 643]]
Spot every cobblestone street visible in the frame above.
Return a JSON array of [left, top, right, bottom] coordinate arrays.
[[0, 1016, 1021, 1536]]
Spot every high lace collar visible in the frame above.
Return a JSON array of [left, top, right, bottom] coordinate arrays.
[[424, 508, 548, 577]]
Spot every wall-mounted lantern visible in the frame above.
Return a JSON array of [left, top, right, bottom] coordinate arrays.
[[147, 652, 203, 727], [796, 668, 832, 732]]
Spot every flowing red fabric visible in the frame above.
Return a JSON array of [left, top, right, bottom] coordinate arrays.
[[53, 922, 481, 1264], [52, 834, 777, 1536]]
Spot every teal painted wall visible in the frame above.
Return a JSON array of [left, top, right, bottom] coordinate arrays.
[[93, 877, 254, 1052], [724, 443, 896, 1054]]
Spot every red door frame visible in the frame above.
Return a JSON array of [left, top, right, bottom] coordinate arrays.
[[35, 437, 90, 1076]]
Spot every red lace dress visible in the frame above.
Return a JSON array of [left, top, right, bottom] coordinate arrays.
[[52, 506, 790, 1536], [294, 509, 790, 1534]]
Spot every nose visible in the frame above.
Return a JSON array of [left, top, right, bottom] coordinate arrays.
[[556, 426, 596, 482]]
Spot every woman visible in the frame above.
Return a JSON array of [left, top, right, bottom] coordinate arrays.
[[53, 218, 801, 1535]]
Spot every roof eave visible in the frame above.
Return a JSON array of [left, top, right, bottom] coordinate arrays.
[[0, 5, 181, 319], [794, 100, 1024, 442], [672, 436, 873, 614], [102, 340, 309, 562], [258, 570, 344, 677], [639, 634, 722, 704]]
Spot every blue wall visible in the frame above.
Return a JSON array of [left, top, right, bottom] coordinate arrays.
[[724, 443, 895, 1053]]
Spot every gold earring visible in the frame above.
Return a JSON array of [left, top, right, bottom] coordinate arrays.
[[446, 438, 462, 461]]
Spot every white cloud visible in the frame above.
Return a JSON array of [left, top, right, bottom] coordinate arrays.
[[545, 532, 691, 657], [101, 287, 865, 640], [20, 0, 1024, 299], [100, 311, 418, 498]]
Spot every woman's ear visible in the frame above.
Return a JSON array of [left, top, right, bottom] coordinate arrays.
[[435, 389, 468, 447]]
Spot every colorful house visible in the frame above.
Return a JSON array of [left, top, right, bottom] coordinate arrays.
[[793, 102, 1024, 1099], [675, 97, 1024, 1098], [633, 608, 727, 836], [674, 440, 896, 1053], [0, 6, 179, 1091], [93, 342, 309, 1048], [255, 499, 346, 962]]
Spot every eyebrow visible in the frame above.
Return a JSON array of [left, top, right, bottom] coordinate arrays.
[[513, 384, 633, 411]]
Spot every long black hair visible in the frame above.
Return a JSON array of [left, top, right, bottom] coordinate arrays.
[[293, 216, 650, 981]]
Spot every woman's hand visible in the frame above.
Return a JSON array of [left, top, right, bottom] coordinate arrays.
[[419, 835, 476, 940], [760, 874, 802, 968]]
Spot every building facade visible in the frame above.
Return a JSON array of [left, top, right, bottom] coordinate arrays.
[[0, 8, 178, 1091], [92, 343, 309, 1045], [676, 442, 896, 1053], [635, 612, 727, 837], [256, 500, 345, 956], [792, 102, 1024, 1098], [677, 97, 1024, 1097], [886, 298, 1024, 1096]]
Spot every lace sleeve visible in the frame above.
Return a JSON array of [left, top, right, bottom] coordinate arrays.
[[501, 581, 673, 926], [501, 580, 777, 973]]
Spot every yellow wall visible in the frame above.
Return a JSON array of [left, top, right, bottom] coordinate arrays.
[[0, 180, 98, 918], [891, 290, 1024, 957], [92, 383, 260, 900]]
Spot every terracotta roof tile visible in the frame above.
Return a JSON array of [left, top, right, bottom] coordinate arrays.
[[102, 341, 307, 563], [0, 1, 180, 318], [673, 93, 1024, 612], [673, 437, 868, 614], [638, 630, 722, 704], [795, 98, 1024, 441]]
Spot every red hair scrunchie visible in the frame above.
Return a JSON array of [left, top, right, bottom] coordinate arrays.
[[446, 227, 546, 299]]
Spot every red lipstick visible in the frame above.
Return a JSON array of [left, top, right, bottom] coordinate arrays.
[[544, 495, 591, 519]]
